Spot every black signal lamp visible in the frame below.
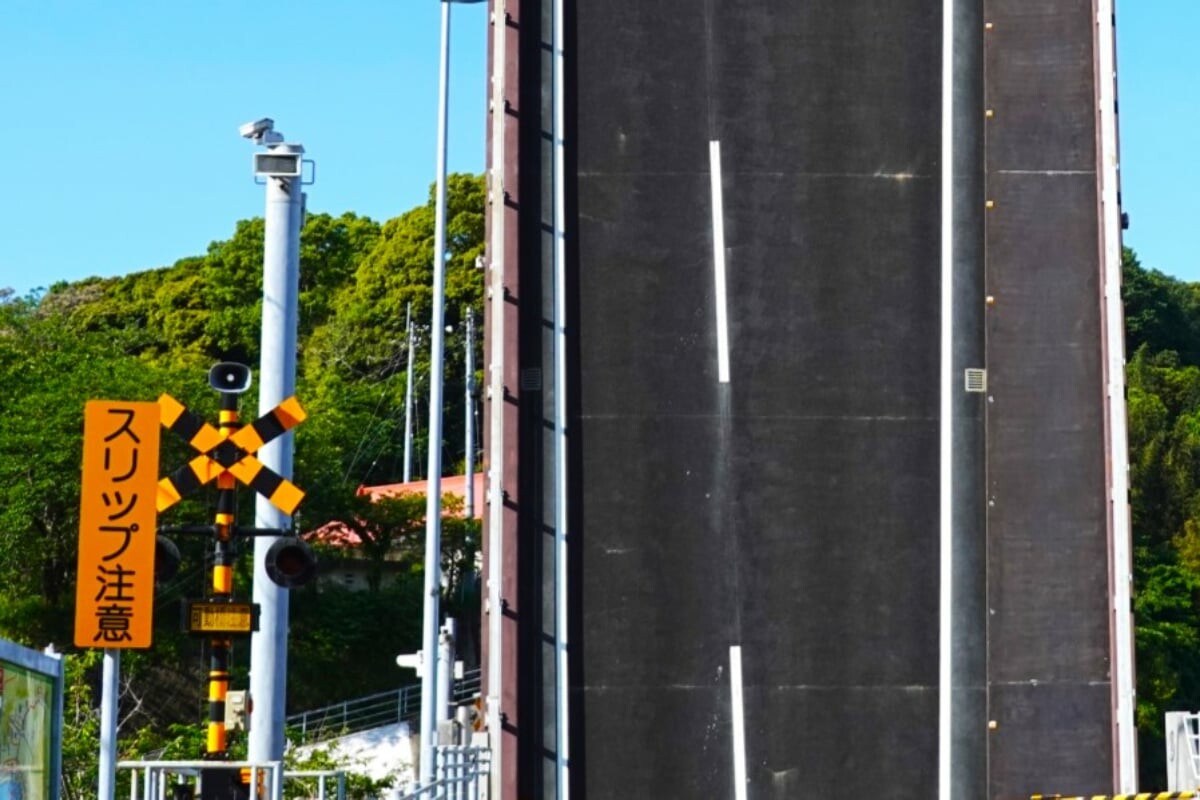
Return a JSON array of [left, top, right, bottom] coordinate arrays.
[[264, 537, 317, 588]]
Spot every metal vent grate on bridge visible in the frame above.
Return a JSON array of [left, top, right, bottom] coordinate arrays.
[[520, 368, 542, 392], [964, 368, 987, 393]]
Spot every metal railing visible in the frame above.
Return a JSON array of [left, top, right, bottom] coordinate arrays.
[[287, 668, 482, 746], [119, 760, 284, 800], [1167, 711, 1200, 791], [1186, 713, 1200, 778], [117, 761, 347, 800], [397, 746, 490, 800], [285, 770, 348, 800]]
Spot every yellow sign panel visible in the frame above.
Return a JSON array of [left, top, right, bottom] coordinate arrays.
[[74, 401, 161, 648], [186, 601, 258, 635]]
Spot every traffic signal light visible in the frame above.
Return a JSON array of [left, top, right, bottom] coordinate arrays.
[[264, 536, 317, 588], [155, 534, 181, 584]]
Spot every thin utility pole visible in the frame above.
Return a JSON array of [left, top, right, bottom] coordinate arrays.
[[465, 307, 476, 518], [404, 303, 416, 484], [419, 0, 453, 785], [98, 650, 119, 800]]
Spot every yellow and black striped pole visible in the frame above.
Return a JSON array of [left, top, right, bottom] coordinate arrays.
[[155, 366, 312, 766], [206, 391, 239, 759]]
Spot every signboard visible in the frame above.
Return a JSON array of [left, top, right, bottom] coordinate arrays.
[[74, 401, 161, 648], [185, 601, 259, 636], [0, 639, 63, 800]]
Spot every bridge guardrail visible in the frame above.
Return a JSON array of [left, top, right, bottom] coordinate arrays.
[[287, 667, 482, 746]]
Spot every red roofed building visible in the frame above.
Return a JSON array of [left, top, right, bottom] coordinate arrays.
[[307, 473, 484, 591], [357, 473, 485, 517]]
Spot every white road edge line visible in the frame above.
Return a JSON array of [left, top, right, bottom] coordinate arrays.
[[710, 140, 731, 384], [938, 0, 954, 797], [730, 644, 748, 800]]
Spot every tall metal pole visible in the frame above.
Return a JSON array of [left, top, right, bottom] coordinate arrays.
[[465, 307, 476, 518], [98, 649, 118, 800], [248, 141, 305, 765], [404, 303, 416, 484], [419, 0, 452, 785]]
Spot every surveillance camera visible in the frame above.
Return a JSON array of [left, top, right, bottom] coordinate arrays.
[[239, 118, 275, 139], [209, 362, 253, 394]]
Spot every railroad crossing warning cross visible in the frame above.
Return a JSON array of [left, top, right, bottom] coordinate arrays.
[[155, 393, 307, 514]]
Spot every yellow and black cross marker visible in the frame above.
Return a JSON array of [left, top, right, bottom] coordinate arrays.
[[156, 393, 307, 515]]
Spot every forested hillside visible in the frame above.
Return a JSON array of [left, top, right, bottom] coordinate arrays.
[[1120, 250, 1200, 782], [0, 174, 484, 789], [3, 182, 1200, 788]]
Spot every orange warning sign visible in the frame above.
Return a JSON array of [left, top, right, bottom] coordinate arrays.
[[74, 401, 161, 648]]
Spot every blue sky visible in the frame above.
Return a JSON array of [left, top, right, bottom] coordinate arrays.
[[0, 3, 1196, 297], [1116, 1, 1200, 282], [0, 0, 487, 298]]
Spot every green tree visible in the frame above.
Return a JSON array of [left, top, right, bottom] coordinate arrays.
[[0, 183, 485, 768], [326, 492, 426, 594], [60, 650, 102, 800], [284, 745, 395, 799], [1121, 257, 1200, 786], [305, 174, 484, 383], [1123, 248, 1200, 362], [298, 212, 382, 333], [1135, 563, 1200, 783], [0, 299, 197, 645], [287, 580, 423, 710]]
